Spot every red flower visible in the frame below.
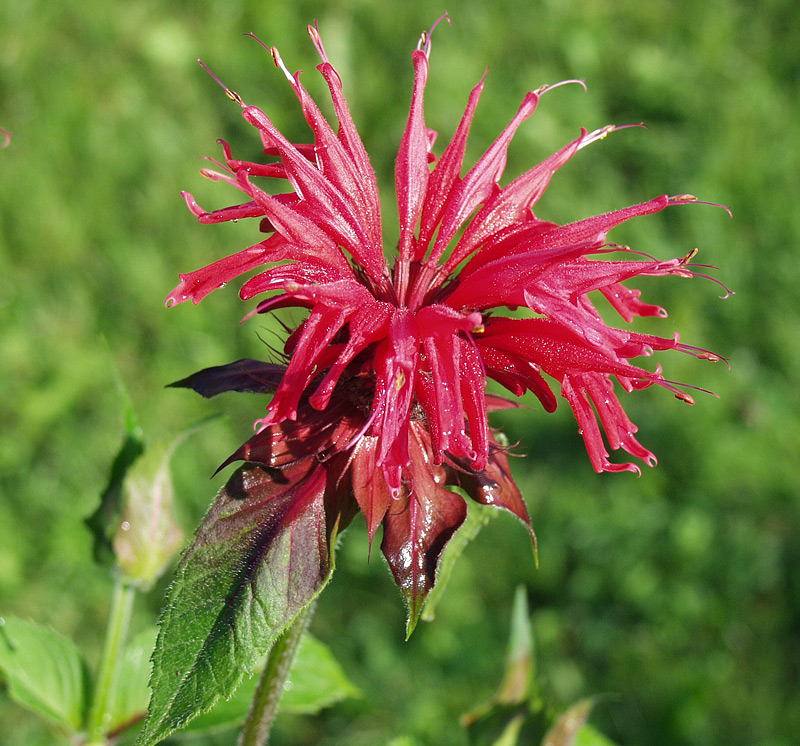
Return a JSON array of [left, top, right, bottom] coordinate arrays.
[[168, 22, 725, 621]]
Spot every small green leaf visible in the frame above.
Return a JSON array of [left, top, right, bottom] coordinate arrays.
[[497, 586, 534, 705], [113, 433, 185, 588], [281, 632, 360, 714], [574, 723, 620, 746], [86, 390, 144, 568], [0, 615, 90, 730], [542, 699, 595, 746], [421, 500, 496, 622], [137, 461, 339, 746], [490, 713, 526, 746], [107, 627, 158, 736], [175, 633, 359, 736], [462, 586, 535, 728]]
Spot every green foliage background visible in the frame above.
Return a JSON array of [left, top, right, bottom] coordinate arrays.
[[1, 0, 797, 744]]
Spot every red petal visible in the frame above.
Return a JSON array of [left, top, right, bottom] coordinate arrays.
[[427, 90, 542, 266], [415, 74, 485, 260], [396, 49, 431, 262]]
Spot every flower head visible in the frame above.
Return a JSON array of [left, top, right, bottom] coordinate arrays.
[[168, 21, 725, 623]]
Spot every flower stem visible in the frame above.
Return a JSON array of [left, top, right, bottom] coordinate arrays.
[[86, 577, 136, 745], [237, 602, 316, 746]]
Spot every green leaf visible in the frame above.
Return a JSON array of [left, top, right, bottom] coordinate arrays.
[[574, 723, 620, 746], [463, 586, 535, 727], [281, 632, 361, 714], [175, 633, 360, 736], [137, 461, 339, 746], [490, 713, 526, 746], [542, 699, 595, 746], [421, 500, 496, 623], [85, 387, 145, 568], [0, 615, 90, 730], [113, 433, 185, 588], [107, 626, 158, 737], [497, 586, 534, 705]]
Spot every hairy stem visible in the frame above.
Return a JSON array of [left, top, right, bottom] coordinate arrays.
[[237, 602, 316, 746], [86, 577, 136, 745]]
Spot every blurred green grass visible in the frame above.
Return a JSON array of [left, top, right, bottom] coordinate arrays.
[[1, 0, 798, 744]]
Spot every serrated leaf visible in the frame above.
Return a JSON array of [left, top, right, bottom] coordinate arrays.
[[137, 461, 338, 746], [175, 633, 359, 736], [0, 615, 90, 730], [107, 627, 158, 737], [421, 501, 495, 622], [542, 699, 595, 746]]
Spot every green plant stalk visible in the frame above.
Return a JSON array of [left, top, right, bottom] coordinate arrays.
[[237, 602, 316, 746], [86, 577, 136, 745]]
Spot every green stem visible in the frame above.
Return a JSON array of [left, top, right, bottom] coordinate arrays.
[[86, 577, 136, 745], [237, 602, 316, 746]]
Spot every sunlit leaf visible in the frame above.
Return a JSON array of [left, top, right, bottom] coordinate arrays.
[[137, 461, 339, 746], [85, 383, 144, 568], [542, 699, 595, 746], [0, 615, 89, 730], [281, 632, 361, 714], [175, 632, 360, 736], [490, 713, 525, 746], [463, 586, 534, 728], [113, 433, 185, 588], [497, 586, 534, 705], [574, 723, 619, 746], [107, 627, 158, 737]]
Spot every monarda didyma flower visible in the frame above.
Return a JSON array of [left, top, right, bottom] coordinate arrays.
[[167, 20, 726, 622]]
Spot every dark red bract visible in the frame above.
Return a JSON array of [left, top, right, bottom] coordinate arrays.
[[168, 22, 724, 620]]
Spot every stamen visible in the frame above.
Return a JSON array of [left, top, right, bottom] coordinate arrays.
[[244, 33, 298, 86], [680, 344, 728, 367], [417, 12, 451, 56], [575, 123, 643, 151], [683, 247, 699, 262], [197, 58, 245, 107], [307, 21, 329, 63], [685, 268, 735, 299], [270, 46, 296, 84], [244, 31, 270, 53], [535, 79, 588, 97], [668, 194, 733, 218]]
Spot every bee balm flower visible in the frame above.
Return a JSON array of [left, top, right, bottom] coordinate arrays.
[[167, 21, 724, 621]]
